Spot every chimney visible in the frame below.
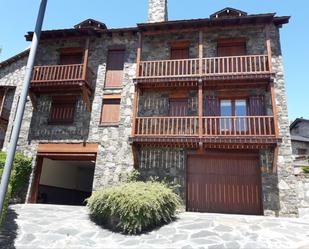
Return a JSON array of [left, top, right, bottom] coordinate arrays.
[[148, 0, 168, 23]]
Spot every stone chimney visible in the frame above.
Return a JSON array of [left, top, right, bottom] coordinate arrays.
[[148, 0, 168, 23]]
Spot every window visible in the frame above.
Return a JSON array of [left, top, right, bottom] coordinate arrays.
[[298, 148, 307, 156], [59, 48, 83, 65], [100, 96, 121, 125], [169, 99, 188, 116], [220, 99, 247, 132], [170, 41, 190, 59], [217, 38, 246, 57], [48, 96, 76, 125], [105, 49, 125, 88]]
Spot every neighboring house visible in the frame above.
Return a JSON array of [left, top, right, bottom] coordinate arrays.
[[0, 1, 298, 216], [290, 118, 309, 157]]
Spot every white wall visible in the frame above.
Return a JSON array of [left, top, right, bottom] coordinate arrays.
[[39, 159, 95, 192]]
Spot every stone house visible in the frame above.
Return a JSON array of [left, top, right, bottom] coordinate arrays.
[[290, 118, 309, 157], [0, 1, 299, 216]]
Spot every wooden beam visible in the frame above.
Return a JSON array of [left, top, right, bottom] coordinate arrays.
[[37, 143, 98, 154], [82, 38, 90, 81], [132, 144, 140, 169], [198, 79, 203, 138], [136, 32, 142, 78], [28, 156, 43, 203], [272, 146, 279, 173], [270, 82, 279, 137], [131, 85, 140, 136], [28, 91, 38, 111], [82, 86, 92, 112], [198, 31, 203, 76], [0, 88, 8, 116], [265, 25, 273, 73]]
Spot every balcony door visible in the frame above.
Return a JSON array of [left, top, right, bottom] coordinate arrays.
[[60, 48, 83, 65], [170, 42, 189, 76], [220, 99, 247, 134]]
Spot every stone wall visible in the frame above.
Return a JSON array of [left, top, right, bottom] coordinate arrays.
[[269, 24, 299, 216], [296, 174, 309, 209], [291, 140, 309, 156]]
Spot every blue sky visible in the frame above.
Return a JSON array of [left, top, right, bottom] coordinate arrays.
[[1, 0, 308, 121]]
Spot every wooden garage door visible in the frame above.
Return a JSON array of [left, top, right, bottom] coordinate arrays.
[[187, 152, 262, 215]]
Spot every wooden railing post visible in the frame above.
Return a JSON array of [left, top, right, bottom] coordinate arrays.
[[136, 32, 142, 78], [265, 25, 273, 73]]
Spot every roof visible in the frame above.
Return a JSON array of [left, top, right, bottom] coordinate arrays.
[[74, 19, 107, 30], [137, 13, 290, 33], [0, 49, 29, 69], [210, 7, 248, 19], [25, 9, 290, 41], [290, 118, 309, 131], [291, 135, 309, 143]]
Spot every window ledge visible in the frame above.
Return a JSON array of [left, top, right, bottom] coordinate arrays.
[[99, 123, 120, 127], [104, 87, 123, 90]]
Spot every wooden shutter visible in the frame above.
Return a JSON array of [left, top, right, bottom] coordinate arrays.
[[204, 96, 220, 116], [248, 96, 265, 115], [60, 48, 83, 65], [217, 38, 246, 57], [169, 99, 188, 116], [101, 98, 121, 124], [105, 50, 125, 88], [49, 96, 76, 124]]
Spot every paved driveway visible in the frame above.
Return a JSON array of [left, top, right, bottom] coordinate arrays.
[[1, 204, 309, 249]]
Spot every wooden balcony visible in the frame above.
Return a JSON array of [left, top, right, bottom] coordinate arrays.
[[30, 64, 95, 112], [31, 64, 94, 93], [131, 116, 277, 147], [136, 55, 272, 85]]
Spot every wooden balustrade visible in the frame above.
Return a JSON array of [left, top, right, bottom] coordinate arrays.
[[135, 116, 199, 136], [31, 64, 94, 89], [202, 116, 275, 136], [133, 116, 275, 137], [203, 55, 269, 75], [139, 59, 199, 78], [137, 55, 270, 78]]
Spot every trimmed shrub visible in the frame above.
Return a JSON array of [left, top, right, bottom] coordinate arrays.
[[87, 181, 181, 234], [302, 166, 309, 174], [0, 152, 32, 226]]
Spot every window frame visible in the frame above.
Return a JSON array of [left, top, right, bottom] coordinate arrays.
[[100, 95, 121, 126], [48, 96, 77, 125]]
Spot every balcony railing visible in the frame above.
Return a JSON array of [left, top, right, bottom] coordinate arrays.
[[31, 64, 94, 89], [137, 55, 270, 79], [134, 116, 275, 137]]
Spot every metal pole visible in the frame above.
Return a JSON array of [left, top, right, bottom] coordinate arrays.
[[0, 0, 47, 216]]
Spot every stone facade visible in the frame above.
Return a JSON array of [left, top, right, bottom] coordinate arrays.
[[0, 8, 300, 216], [148, 0, 168, 23], [296, 174, 309, 209]]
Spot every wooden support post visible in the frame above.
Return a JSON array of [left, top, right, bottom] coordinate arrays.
[[136, 32, 142, 78], [272, 146, 279, 174], [198, 79, 203, 138], [132, 144, 140, 169], [270, 82, 279, 138], [82, 87, 91, 112], [265, 25, 273, 73], [28, 91, 38, 111], [0, 88, 8, 116], [82, 38, 90, 81], [29, 156, 43, 203], [198, 30, 203, 76], [131, 84, 140, 136]]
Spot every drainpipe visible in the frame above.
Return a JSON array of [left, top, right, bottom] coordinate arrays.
[[0, 0, 48, 217]]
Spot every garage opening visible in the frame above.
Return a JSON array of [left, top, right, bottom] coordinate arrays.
[[187, 151, 263, 215], [29, 143, 98, 206], [37, 158, 95, 205]]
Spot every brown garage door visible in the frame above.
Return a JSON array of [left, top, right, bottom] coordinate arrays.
[[187, 152, 262, 215]]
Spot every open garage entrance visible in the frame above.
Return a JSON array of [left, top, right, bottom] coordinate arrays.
[[29, 143, 98, 206], [38, 159, 95, 205]]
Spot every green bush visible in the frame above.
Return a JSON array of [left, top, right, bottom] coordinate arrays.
[[302, 166, 309, 174], [0, 152, 32, 226], [87, 181, 181, 234]]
